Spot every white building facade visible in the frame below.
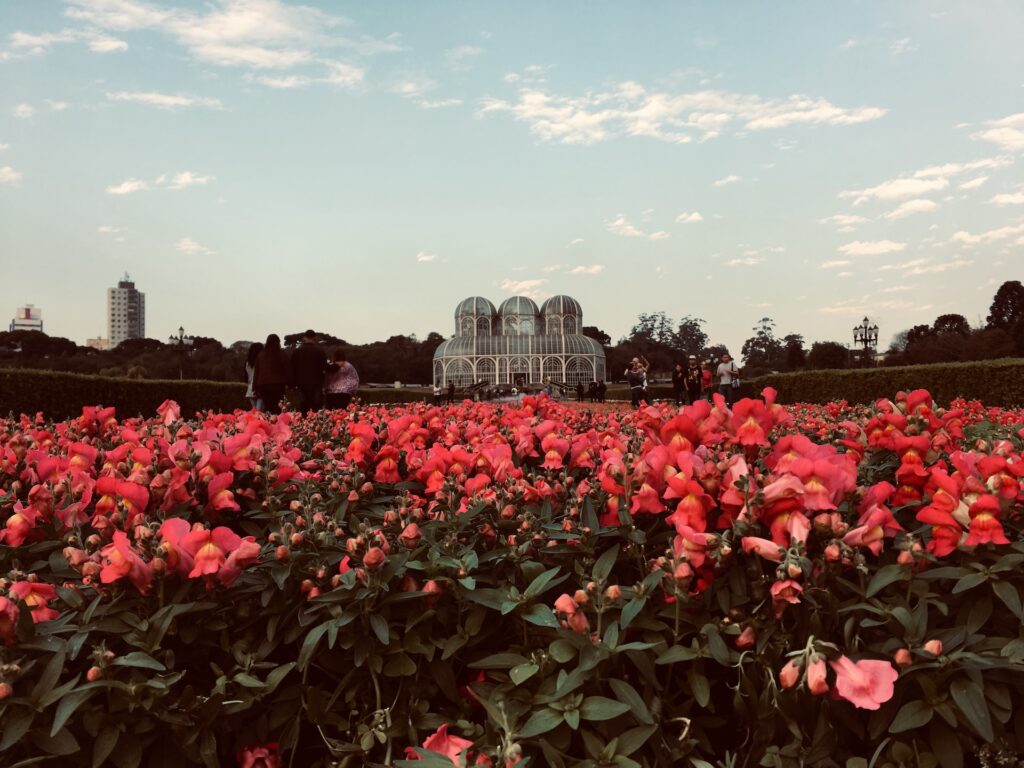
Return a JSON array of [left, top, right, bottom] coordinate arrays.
[[433, 295, 607, 388], [107, 274, 145, 349], [9, 304, 43, 333]]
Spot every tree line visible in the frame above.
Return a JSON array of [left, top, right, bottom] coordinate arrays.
[[2, 281, 1021, 384]]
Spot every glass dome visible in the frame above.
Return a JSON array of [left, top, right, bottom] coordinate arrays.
[[498, 296, 540, 336], [540, 295, 583, 317], [455, 296, 497, 317]]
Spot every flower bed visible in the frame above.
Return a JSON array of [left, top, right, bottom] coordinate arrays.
[[0, 393, 1022, 767]]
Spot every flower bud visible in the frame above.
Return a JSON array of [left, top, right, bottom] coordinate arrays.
[[806, 657, 828, 695], [897, 550, 914, 565], [362, 546, 386, 571], [0, 683, 13, 700], [604, 584, 622, 601], [87, 666, 104, 682], [275, 545, 290, 562], [923, 639, 943, 656], [893, 648, 912, 667], [778, 659, 801, 689], [398, 523, 421, 549], [573, 589, 589, 605], [824, 543, 841, 562], [735, 626, 756, 650]]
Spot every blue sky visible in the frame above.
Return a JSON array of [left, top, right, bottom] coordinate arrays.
[[2, 1, 1023, 356]]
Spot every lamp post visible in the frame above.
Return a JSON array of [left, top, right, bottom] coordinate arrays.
[[852, 316, 879, 367], [168, 326, 194, 380]]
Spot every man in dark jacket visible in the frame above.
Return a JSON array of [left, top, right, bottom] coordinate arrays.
[[291, 330, 328, 412]]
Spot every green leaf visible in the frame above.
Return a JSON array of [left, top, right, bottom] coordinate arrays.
[[520, 603, 560, 628], [688, 668, 710, 708], [369, 613, 390, 645], [297, 622, 330, 671], [383, 653, 417, 677], [950, 677, 994, 742], [992, 580, 1023, 619], [564, 708, 580, 730], [264, 662, 295, 694], [951, 572, 988, 594], [865, 564, 908, 598], [580, 696, 631, 721], [510, 663, 539, 685], [656, 645, 699, 665], [549, 639, 576, 664], [469, 653, 530, 669], [615, 725, 657, 756], [929, 719, 962, 768], [0, 708, 34, 751], [51, 688, 97, 736], [518, 708, 564, 738], [110, 733, 141, 768], [523, 566, 564, 599], [889, 700, 933, 733], [619, 597, 645, 630], [604, 621, 619, 650], [592, 545, 620, 584], [110, 651, 165, 671], [608, 679, 653, 725], [233, 673, 265, 689], [93, 726, 118, 768], [31, 727, 80, 756], [31, 649, 67, 705]]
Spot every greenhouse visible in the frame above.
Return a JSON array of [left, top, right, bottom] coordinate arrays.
[[433, 294, 607, 388]]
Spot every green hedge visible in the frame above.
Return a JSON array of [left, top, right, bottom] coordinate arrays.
[[752, 357, 1024, 406]]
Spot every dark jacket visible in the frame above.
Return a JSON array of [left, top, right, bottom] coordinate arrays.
[[291, 343, 328, 390], [254, 348, 291, 387]]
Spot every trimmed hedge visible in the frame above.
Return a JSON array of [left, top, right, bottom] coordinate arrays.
[[753, 357, 1024, 406]]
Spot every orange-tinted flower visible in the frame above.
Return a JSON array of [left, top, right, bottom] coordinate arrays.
[[830, 656, 898, 710], [236, 742, 281, 768], [99, 531, 153, 594], [405, 724, 475, 766], [0, 503, 41, 547], [9, 581, 59, 623]]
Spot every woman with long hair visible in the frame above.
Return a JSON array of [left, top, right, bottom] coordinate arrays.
[[245, 342, 264, 410]]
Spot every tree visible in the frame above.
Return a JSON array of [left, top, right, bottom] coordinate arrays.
[[782, 333, 806, 371], [581, 326, 612, 347], [741, 317, 783, 372], [806, 341, 850, 370], [932, 314, 970, 336], [673, 316, 708, 358], [986, 280, 1024, 329], [905, 324, 933, 346]]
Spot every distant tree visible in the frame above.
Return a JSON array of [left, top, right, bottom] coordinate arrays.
[[986, 280, 1024, 329], [782, 333, 806, 371], [905, 324, 933, 346], [673, 316, 709, 358], [806, 341, 850, 370], [705, 343, 729, 362], [113, 338, 165, 355], [741, 317, 783, 372], [932, 314, 970, 336], [581, 326, 612, 346]]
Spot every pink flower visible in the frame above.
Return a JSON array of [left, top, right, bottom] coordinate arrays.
[[741, 536, 784, 562], [405, 724, 475, 766], [9, 581, 60, 623], [830, 656, 898, 710], [236, 742, 280, 768], [770, 579, 803, 618], [99, 531, 153, 594], [806, 657, 829, 695]]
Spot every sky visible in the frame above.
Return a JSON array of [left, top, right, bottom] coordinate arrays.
[[1, 0, 1023, 357]]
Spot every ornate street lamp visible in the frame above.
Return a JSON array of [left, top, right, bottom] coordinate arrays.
[[852, 316, 879, 366], [168, 326, 194, 380]]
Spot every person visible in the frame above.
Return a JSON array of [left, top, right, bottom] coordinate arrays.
[[324, 349, 359, 410], [576, 381, 585, 402], [447, 381, 456, 404], [684, 355, 702, 405], [253, 334, 290, 415], [291, 330, 328, 412], [588, 381, 598, 403], [245, 342, 264, 410], [701, 361, 713, 402], [432, 384, 442, 404], [671, 363, 686, 406], [716, 352, 741, 406], [598, 380, 607, 403], [624, 356, 649, 409]]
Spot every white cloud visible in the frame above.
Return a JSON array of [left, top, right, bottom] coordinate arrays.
[[879, 258, 929, 272], [498, 278, 547, 299], [164, 171, 214, 190], [542, 264, 564, 272], [952, 223, 1024, 246], [321, 60, 364, 88], [972, 113, 1024, 152], [959, 176, 988, 191], [606, 215, 644, 238], [106, 178, 148, 195], [567, 238, 584, 247], [647, 230, 670, 240], [570, 265, 604, 275], [89, 36, 128, 52], [890, 38, 918, 56], [415, 251, 436, 262], [0, 166, 22, 186], [9, 29, 80, 49], [176, 237, 215, 256], [820, 260, 851, 269], [418, 98, 463, 109], [818, 213, 868, 229], [904, 258, 972, 275], [479, 81, 885, 145], [97, 225, 123, 233], [713, 175, 741, 187], [838, 240, 906, 256], [728, 257, 764, 267], [107, 90, 223, 109], [884, 198, 938, 220], [46, 99, 70, 111], [913, 157, 1010, 178], [445, 44, 482, 70], [841, 177, 948, 206], [881, 285, 913, 293], [13, 104, 34, 119], [989, 191, 1024, 206], [675, 211, 704, 223]]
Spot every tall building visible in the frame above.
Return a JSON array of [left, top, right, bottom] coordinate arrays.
[[107, 273, 145, 349], [9, 304, 43, 333]]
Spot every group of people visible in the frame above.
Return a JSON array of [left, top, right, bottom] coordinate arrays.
[[245, 330, 360, 414], [671, 352, 742, 406], [574, 380, 609, 403]]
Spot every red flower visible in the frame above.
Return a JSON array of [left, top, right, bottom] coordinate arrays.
[[9, 581, 60, 623], [405, 724, 480, 766], [0, 596, 20, 645], [770, 579, 802, 618], [180, 526, 260, 588], [205, 472, 241, 514], [830, 656, 898, 710], [236, 742, 281, 768], [0, 503, 42, 547], [99, 531, 153, 594]]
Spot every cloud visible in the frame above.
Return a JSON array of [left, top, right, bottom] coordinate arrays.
[[840, 156, 1011, 206], [0, 143, 9, 151], [818, 213, 869, 232], [989, 191, 1024, 206], [7, 26, 128, 55], [570, 265, 605, 275], [904, 258, 972, 275], [675, 211, 703, 223], [13, 104, 34, 119], [176, 237, 215, 256], [415, 251, 436, 262], [606, 214, 668, 240], [728, 257, 764, 266], [478, 80, 885, 145], [713, 175, 741, 187], [97, 225, 123, 233], [881, 285, 913, 293], [820, 260, 851, 269], [567, 238, 584, 247], [951, 223, 1024, 246], [46, 99, 70, 111], [959, 176, 988, 191], [106, 178, 148, 195], [166, 171, 214, 189], [390, 75, 460, 109], [972, 113, 1024, 152], [884, 198, 939, 220], [445, 44, 482, 70], [0, 166, 22, 185], [542, 264, 564, 272], [838, 240, 906, 256], [498, 278, 547, 299], [106, 90, 223, 109], [89, 35, 128, 52], [890, 37, 918, 55]]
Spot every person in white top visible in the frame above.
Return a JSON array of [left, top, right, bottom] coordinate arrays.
[[716, 352, 741, 406]]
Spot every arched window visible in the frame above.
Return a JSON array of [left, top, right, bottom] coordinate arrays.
[[445, 359, 474, 387], [476, 358, 496, 384], [433, 361, 444, 387], [520, 318, 535, 335], [542, 357, 563, 383], [563, 316, 578, 335], [460, 317, 475, 336], [545, 316, 562, 334], [565, 357, 593, 385], [503, 316, 518, 335], [509, 357, 529, 386], [476, 317, 490, 335]]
